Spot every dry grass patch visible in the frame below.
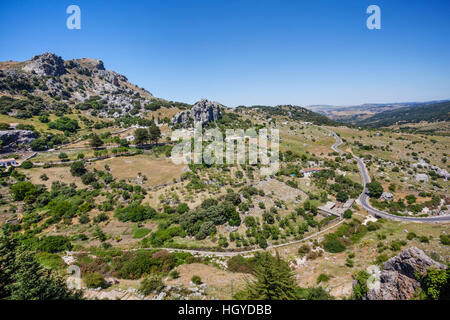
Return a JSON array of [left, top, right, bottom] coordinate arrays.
[[166, 263, 251, 299], [89, 155, 186, 187]]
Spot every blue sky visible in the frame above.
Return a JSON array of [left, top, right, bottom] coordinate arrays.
[[0, 0, 449, 107]]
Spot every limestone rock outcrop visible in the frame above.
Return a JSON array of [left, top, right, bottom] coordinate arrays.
[[364, 247, 446, 300], [22, 52, 66, 76], [0, 130, 37, 151], [171, 99, 222, 127]]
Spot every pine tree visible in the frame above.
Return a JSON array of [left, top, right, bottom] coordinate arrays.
[[90, 134, 104, 148], [134, 128, 149, 145], [238, 252, 298, 300], [148, 124, 161, 144], [9, 251, 82, 300], [0, 235, 17, 298]]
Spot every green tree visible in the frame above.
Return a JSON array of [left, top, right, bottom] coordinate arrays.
[[229, 211, 241, 226], [343, 209, 353, 219], [70, 161, 86, 177], [58, 152, 69, 161], [21, 160, 33, 169], [148, 124, 161, 144], [418, 268, 449, 300], [0, 235, 17, 299], [336, 191, 348, 202], [10, 181, 37, 201], [236, 252, 298, 300], [367, 181, 383, 198], [134, 128, 149, 145], [90, 134, 104, 148], [9, 251, 82, 300]]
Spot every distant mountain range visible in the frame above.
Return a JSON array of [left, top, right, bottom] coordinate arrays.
[[235, 104, 339, 126], [306, 100, 450, 127], [355, 101, 450, 127]]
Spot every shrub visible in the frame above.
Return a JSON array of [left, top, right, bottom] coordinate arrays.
[[115, 203, 157, 222], [440, 234, 450, 246], [298, 244, 311, 256], [417, 268, 450, 300], [81, 172, 96, 185], [79, 214, 90, 224], [48, 116, 79, 133], [139, 275, 164, 295], [407, 232, 417, 240], [323, 236, 346, 253], [343, 209, 352, 219], [317, 274, 330, 284], [375, 254, 389, 265], [225, 192, 241, 206], [191, 275, 202, 285], [21, 160, 33, 169], [176, 203, 189, 214], [10, 181, 37, 201], [70, 161, 86, 177], [37, 236, 72, 253], [83, 272, 107, 289]]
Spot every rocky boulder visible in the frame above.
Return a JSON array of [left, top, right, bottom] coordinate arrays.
[[366, 270, 420, 300], [171, 99, 222, 127], [364, 247, 446, 300], [384, 246, 446, 279], [0, 130, 37, 151], [22, 52, 66, 76]]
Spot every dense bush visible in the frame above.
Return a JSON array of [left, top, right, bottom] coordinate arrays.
[[323, 236, 346, 253], [115, 203, 157, 222], [48, 116, 79, 133], [139, 274, 164, 295], [10, 181, 38, 201], [70, 161, 86, 177], [83, 272, 107, 289]]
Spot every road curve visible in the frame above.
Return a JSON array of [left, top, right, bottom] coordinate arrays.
[[322, 127, 450, 223]]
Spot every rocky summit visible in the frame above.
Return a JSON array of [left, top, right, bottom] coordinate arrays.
[[365, 247, 446, 300], [0, 52, 155, 119], [22, 52, 66, 77], [170, 99, 222, 127]]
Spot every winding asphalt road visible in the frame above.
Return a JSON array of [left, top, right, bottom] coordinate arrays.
[[322, 127, 450, 223]]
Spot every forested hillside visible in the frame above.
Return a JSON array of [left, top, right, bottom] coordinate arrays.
[[356, 101, 450, 127]]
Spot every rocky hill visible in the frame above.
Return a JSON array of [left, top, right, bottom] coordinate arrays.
[[235, 104, 339, 126], [0, 52, 163, 119]]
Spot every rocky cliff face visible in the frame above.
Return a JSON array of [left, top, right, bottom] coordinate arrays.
[[171, 99, 222, 127], [0, 130, 37, 151], [364, 247, 446, 300], [1, 52, 155, 118], [22, 52, 67, 76]]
